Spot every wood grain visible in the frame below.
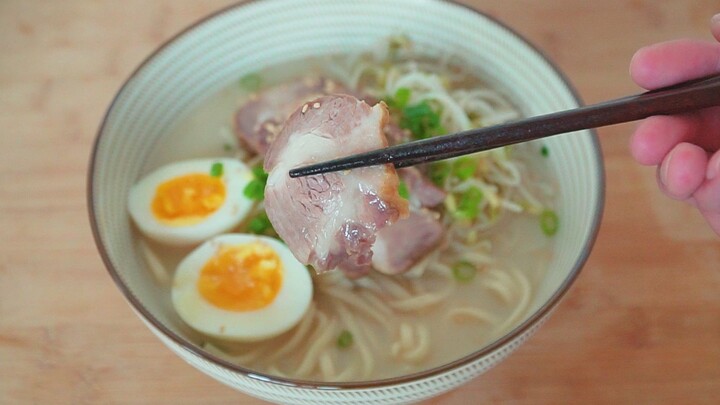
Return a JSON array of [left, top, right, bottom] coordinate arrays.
[[1, 1, 718, 404]]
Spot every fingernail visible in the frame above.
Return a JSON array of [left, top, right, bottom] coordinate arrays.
[[713, 13, 720, 25], [660, 149, 675, 186]]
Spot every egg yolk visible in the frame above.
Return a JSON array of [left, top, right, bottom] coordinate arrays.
[[197, 243, 283, 311], [151, 173, 225, 225]]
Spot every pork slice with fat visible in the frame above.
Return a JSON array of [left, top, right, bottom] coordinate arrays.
[[371, 209, 445, 275], [264, 94, 409, 275], [398, 167, 447, 209], [234, 78, 350, 156]]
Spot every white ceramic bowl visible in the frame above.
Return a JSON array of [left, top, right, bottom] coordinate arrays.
[[88, 0, 604, 403]]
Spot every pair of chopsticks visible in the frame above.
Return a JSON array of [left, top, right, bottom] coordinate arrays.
[[289, 74, 720, 178]]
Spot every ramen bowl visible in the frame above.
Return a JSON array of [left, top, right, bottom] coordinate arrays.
[[88, 0, 604, 403]]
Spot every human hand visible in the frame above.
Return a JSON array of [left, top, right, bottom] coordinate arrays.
[[629, 14, 720, 236]]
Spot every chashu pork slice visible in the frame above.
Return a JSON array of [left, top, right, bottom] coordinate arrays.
[[398, 167, 447, 209], [264, 95, 409, 275], [371, 209, 444, 275], [234, 78, 351, 156]]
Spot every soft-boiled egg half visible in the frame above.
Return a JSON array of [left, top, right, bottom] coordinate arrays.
[[172, 233, 313, 342], [128, 158, 253, 246]]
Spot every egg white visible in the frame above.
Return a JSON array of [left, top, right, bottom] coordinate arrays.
[[128, 158, 253, 246], [171, 233, 313, 342]]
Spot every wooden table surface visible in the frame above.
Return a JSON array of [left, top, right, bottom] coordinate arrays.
[[2, 1, 719, 403]]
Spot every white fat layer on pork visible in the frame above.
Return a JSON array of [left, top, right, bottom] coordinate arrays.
[[267, 133, 339, 261]]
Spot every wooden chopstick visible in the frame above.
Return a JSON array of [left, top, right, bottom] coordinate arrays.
[[289, 74, 720, 178]]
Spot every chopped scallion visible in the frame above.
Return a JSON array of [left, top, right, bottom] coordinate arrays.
[[239, 73, 262, 92], [453, 186, 483, 220], [452, 157, 476, 181], [385, 87, 412, 110], [452, 261, 476, 282], [243, 164, 269, 201], [398, 180, 410, 200], [402, 101, 435, 119], [247, 211, 273, 234], [400, 101, 444, 140], [429, 161, 451, 186], [243, 180, 264, 200], [541, 145, 549, 157], [540, 209, 559, 236], [210, 162, 223, 177], [251, 164, 269, 182], [337, 330, 353, 349], [393, 87, 411, 109]]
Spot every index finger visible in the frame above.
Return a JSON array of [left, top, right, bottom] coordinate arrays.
[[629, 39, 720, 90]]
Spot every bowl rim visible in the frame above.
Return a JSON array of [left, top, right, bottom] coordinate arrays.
[[87, 0, 605, 390]]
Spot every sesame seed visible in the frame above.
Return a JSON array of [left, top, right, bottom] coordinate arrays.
[[301, 104, 309, 113], [313, 102, 320, 109], [262, 122, 279, 134]]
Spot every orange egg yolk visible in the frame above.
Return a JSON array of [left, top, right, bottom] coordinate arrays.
[[151, 173, 225, 225], [197, 243, 283, 311]]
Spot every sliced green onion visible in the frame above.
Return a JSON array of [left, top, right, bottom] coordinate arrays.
[[541, 145, 549, 157], [453, 186, 483, 220], [429, 161, 452, 186], [540, 209, 559, 236], [239, 73, 262, 92], [452, 157, 476, 181], [243, 164, 269, 201], [393, 87, 411, 109], [402, 101, 433, 118], [400, 101, 444, 140], [251, 164, 269, 182], [452, 261, 476, 282], [247, 211, 273, 234], [243, 180, 265, 200], [385, 87, 412, 110], [337, 330, 353, 349], [398, 180, 410, 200], [210, 162, 223, 177]]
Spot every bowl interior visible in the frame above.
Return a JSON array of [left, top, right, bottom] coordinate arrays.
[[89, 0, 604, 388]]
